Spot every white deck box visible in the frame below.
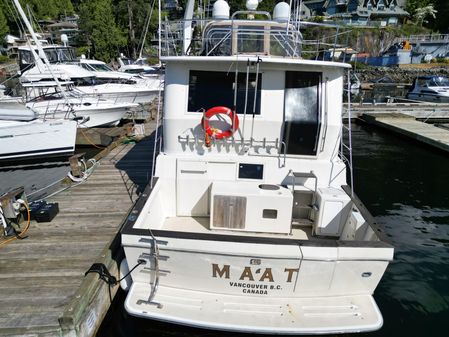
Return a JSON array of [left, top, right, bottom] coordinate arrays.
[[314, 187, 351, 237], [210, 181, 293, 234]]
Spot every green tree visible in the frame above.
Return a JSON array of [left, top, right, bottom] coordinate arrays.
[[26, 0, 59, 20], [414, 4, 437, 26], [433, 0, 449, 32], [54, 0, 75, 17], [114, 0, 153, 59], [405, 0, 449, 31], [405, 0, 434, 15], [78, 0, 126, 61], [0, 7, 8, 42]]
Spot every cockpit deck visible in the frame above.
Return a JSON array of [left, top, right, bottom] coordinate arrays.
[[161, 216, 313, 241]]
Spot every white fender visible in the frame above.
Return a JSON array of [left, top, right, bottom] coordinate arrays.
[[119, 258, 132, 291]]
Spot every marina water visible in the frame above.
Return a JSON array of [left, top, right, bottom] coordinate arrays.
[[97, 122, 449, 337]]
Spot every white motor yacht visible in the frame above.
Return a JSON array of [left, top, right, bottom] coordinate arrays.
[[0, 102, 76, 163], [78, 57, 162, 103], [22, 81, 137, 128], [118, 55, 163, 77], [120, 1, 393, 334], [406, 75, 449, 103], [19, 45, 162, 104]]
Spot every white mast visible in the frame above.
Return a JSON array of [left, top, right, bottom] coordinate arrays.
[[158, 0, 162, 63], [13, 0, 66, 97], [183, 0, 195, 54]]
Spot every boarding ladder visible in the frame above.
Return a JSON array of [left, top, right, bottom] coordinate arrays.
[[136, 75, 165, 308]]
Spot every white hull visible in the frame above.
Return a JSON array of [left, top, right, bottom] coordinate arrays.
[[126, 284, 383, 334], [123, 213, 390, 334], [406, 77, 449, 103], [27, 99, 134, 127], [120, 4, 393, 333], [406, 92, 449, 103], [121, 176, 393, 334], [78, 86, 160, 104], [0, 119, 77, 162]]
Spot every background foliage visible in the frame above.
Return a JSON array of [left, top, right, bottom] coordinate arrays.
[[0, 0, 448, 62]]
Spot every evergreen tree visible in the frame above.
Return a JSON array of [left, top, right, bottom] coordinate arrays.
[[27, 0, 59, 19], [78, 0, 126, 61], [54, 0, 75, 17], [114, 0, 153, 58], [433, 0, 449, 33], [0, 7, 8, 41]]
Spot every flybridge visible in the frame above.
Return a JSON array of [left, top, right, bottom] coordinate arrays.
[[18, 45, 77, 71], [160, 0, 352, 61]]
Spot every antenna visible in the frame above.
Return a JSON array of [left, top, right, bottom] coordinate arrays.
[[61, 34, 69, 47]]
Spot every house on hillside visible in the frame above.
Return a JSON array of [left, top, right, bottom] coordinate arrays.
[[47, 22, 79, 45], [302, 0, 408, 26]]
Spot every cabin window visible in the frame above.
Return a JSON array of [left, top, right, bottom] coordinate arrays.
[[188, 70, 261, 114], [72, 77, 97, 86], [282, 71, 321, 156]]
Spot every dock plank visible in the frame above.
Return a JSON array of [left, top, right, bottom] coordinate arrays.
[[360, 113, 449, 153], [0, 123, 156, 337]]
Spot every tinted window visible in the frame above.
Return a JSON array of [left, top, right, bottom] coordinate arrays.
[[188, 71, 261, 114], [282, 72, 321, 156]]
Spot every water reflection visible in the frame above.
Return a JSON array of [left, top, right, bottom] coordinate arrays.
[[351, 123, 449, 337], [0, 161, 71, 201]]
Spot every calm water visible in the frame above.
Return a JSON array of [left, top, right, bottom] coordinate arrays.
[[0, 147, 101, 201], [0, 161, 71, 201], [97, 122, 449, 337]]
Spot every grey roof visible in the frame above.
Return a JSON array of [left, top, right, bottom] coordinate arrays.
[[48, 22, 77, 28]]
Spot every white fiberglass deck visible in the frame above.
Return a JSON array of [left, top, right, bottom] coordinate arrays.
[[160, 216, 313, 240], [126, 283, 383, 334]]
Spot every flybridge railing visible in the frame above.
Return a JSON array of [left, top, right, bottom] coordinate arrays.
[[160, 19, 352, 62]]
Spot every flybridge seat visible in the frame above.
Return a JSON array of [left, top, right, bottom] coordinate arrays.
[[126, 283, 383, 334]]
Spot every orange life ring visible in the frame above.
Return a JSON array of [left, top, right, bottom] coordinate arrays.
[[201, 106, 239, 140]]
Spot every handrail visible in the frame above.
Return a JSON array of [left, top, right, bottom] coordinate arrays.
[[159, 18, 351, 60]]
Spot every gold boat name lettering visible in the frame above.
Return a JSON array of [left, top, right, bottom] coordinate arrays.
[[212, 263, 299, 283]]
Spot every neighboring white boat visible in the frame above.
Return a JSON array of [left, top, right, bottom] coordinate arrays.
[[22, 81, 137, 127], [120, 1, 393, 334], [406, 76, 449, 103], [117, 55, 163, 77], [19, 45, 162, 104], [0, 102, 76, 163]]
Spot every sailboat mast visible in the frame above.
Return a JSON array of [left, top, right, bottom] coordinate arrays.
[[128, 0, 137, 59], [158, 0, 161, 63], [138, 0, 155, 60], [12, 0, 66, 97]]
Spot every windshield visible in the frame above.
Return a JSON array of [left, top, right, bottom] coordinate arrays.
[[89, 63, 113, 72], [44, 47, 76, 62], [429, 77, 449, 87]]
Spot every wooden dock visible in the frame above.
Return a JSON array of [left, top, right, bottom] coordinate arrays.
[[346, 102, 449, 119], [0, 122, 156, 337], [360, 113, 449, 153]]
